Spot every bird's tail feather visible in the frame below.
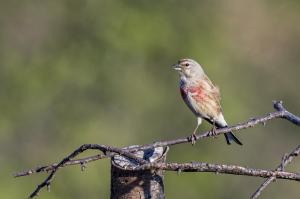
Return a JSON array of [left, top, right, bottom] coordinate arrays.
[[224, 131, 243, 145]]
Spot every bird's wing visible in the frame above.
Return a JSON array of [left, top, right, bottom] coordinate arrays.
[[186, 75, 222, 122], [202, 75, 221, 104]]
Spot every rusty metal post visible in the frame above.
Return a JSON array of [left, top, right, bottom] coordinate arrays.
[[110, 146, 168, 199]]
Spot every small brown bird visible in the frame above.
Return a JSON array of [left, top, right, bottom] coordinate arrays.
[[173, 58, 242, 145]]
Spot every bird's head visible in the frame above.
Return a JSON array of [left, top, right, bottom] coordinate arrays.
[[172, 58, 204, 79]]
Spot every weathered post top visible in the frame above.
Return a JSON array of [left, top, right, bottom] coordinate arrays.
[[111, 146, 168, 199]]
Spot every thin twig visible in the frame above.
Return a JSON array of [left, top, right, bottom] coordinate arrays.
[[14, 154, 106, 177], [251, 144, 300, 199], [28, 144, 148, 199], [15, 101, 299, 178], [129, 161, 300, 181]]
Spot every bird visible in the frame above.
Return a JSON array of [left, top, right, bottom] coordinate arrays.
[[172, 58, 242, 145]]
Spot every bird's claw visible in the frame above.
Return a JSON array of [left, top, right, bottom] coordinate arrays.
[[209, 126, 217, 138], [188, 134, 197, 145]]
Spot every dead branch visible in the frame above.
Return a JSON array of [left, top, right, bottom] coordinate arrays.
[[27, 144, 149, 199], [15, 101, 299, 178], [14, 154, 106, 177], [14, 101, 300, 199], [130, 161, 300, 181], [251, 144, 300, 199]]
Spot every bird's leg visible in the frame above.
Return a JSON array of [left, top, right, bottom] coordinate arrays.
[[188, 117, 202, 145], [209, 120, 217, 138], [188, 125, 198, 145]]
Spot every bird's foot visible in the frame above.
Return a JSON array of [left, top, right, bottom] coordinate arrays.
[[209, 126, 218, 138], [188, 133, 197, 145]]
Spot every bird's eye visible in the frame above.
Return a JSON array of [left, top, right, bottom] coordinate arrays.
[[185, 63, 190, 67]]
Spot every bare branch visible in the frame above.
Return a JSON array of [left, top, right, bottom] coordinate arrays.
[[130, 161, 300, 181], [14, 154, 106, 177], [14, 101, 300, 198], [273, 100, 300, 126], [251, 144, 300, 199], [15, 101, 300, 178], [27, 144, 148, 199], [15, 145, 148, 178]]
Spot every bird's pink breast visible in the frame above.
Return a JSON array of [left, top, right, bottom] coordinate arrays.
[[180, 86, 206, 101], [180, 85, 208, 104], [188, 86, 206, 101]]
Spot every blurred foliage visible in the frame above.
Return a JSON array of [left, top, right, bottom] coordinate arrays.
[[1, 0, 300, 198]]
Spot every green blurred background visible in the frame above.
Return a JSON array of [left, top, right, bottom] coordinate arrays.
[[1, 0, 300, 198]]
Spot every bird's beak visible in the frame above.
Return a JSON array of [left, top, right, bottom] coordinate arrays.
[[172, 63, 181, 71]]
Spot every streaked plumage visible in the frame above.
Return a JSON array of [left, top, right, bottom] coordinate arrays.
[[173, 58, 242, 145]]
